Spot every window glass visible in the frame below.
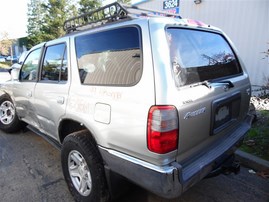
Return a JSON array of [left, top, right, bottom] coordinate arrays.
[[20, 48, 41, 81], [41, 43, 67, 82], [75, 27, 142, 85], [166, 28, 242, 87]]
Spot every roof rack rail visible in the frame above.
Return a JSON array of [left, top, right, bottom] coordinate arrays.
[[63, 2, 181, 33], [124, 4, 181, 18]]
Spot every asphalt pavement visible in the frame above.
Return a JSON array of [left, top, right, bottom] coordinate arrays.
[[0, 130, 268, 202]]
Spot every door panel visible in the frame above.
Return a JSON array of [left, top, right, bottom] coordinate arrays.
[[33, 41, 70, 139], [13, 82, 39, 128], [13, 47, 43, 128], [34, 83, 69, 137]]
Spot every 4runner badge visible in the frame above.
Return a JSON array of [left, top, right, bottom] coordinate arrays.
[[184, 107, 206, 119]]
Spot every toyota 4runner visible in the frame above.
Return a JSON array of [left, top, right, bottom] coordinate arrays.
[[0, 3, 253, 201]]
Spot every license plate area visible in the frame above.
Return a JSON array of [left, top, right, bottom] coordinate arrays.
[[211, 92, 241, 135]]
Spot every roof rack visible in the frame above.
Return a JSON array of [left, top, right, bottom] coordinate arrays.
[[63, 2, 181, 33]]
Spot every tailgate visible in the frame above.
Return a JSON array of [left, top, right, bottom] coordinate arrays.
[[176, 78, 250, 158], [164, 28, 251, 160]]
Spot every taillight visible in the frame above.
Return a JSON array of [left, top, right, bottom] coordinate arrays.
[[147, 106, 179, 154]]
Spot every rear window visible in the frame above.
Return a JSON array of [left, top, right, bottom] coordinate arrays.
[[75, 27, 142, 86], [166, 28, 242, 87]]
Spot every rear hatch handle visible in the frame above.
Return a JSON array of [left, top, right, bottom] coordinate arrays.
[[190, 80, 234, 90], [213, 80, 234, 88], [190, 80, 211, 88]]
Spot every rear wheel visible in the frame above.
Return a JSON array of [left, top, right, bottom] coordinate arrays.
[[61, 130, 109, 202], [0, 95, 25, 133]]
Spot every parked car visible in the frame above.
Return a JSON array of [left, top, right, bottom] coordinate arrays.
[[0, 55, 6, 62], [0, 3, 252, 201], [5, 55, 18, 63]]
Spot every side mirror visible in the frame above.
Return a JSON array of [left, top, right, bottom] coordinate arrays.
[[10, 63, 22, 70], [11, 68, 20, 81]]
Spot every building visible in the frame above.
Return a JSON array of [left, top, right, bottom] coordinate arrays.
[[12, 37, 27, 60], [133, 0, 269, 88]]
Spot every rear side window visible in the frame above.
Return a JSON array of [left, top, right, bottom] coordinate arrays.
[[75, 27, 142, 86], [166, 28, 242, 87]]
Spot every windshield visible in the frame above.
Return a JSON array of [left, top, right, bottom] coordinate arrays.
[[166, 28, 242, 87]]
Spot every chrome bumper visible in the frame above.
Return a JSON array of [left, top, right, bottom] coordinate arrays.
[[99, 115, 253, 199]]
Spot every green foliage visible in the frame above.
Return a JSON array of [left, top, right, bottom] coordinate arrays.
[[26, 0, 132, 49], [27, 0, 78, 49], [240, 110, 269, 161], [41, 0, 69, 40], [117, 0, 132, 5], [26, 0, 45, 49], [78, 0, 101, 14]]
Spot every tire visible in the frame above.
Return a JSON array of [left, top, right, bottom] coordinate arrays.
[[0, 94, 25, 133], [61, 130, 109, 202]]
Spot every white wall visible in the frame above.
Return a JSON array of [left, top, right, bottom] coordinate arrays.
[[136, 0, 269, 86]]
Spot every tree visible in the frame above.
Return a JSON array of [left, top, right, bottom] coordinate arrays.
[[0, 32, 14, 56], [26, 0, 46, 49], [27, 0, 134, 49], [78, 0, 101, 14], [117, 0, 132, 5], [41, 0, 69, 41], [27, 0, 78, 48]]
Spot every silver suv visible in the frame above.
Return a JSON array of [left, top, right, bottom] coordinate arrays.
[[0, 3, 252, 201]]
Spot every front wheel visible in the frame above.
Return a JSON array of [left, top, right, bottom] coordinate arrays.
[[0, 95, 25, 133], [61, 130, 109, 202]]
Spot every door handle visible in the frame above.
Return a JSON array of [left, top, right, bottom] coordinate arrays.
[[57, 97, 65, 104]]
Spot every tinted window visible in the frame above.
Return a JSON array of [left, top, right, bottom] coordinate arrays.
[[166, 28, 242, 87], [75, 27, 142, 85], [41, 44, 67, 82], [20, 48, 41, 81]]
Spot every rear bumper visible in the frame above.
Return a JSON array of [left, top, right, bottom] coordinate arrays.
[[99, 115, 253, 199]]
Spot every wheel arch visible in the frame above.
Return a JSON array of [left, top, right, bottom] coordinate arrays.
[[58, 119, 98, 146], [0, 91, 16, 107], [0, 91, 11, 100], [61, 128, 110, 201], [0, 90, 6, 97], [59, 119, 124, 200], [0, 91, 26, 133]]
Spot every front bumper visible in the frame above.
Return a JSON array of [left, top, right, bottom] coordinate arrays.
[[99, 115, 253, 199]]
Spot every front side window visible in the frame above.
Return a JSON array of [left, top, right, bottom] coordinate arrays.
[[20, 48, 41, 81], [41, 43, 67, 82], [166, 28, 242, 87], [75, 27, 142, 86]]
